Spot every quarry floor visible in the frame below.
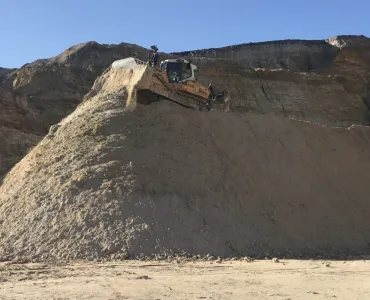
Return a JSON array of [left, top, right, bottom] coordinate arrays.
[[1, 260, 369, 299]]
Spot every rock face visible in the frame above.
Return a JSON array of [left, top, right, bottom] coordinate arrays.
[[173, 39, 339, 71], [326, 35, 369, 48], [0, 35, 370, 178], [1, 67, 370, 261], [0, 85, 44, 177], [193, 59, 370, 127], [0, 127, 41, 180], [7, 42, 149, 132], [0, 67, 14, 79], [173, 35, 369, 71], [176, 35, 370, 125]]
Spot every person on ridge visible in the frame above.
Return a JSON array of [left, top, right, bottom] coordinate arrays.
[[148, 45, 159, 67], [208, 83, 215, 110]]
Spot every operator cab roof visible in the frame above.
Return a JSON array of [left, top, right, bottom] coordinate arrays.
[[163, 58, 190, 63], [161, 59, 197, 70]]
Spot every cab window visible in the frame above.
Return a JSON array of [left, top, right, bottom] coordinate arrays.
[[164, 61, 193, 83], [182, 62, 192, 80], [166, 62, 181, 83]]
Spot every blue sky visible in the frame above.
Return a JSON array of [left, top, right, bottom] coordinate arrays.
[[1, 0, 369, 68]]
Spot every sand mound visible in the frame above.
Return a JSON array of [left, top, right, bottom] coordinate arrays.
[[1, 67, 370, 261]]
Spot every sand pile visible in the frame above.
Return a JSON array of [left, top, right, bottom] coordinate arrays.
[[1, 66, 370, 261], [83, 60, 154, 109]]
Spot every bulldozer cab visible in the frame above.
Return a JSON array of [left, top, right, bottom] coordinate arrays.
[[160, 59, 197, 84]]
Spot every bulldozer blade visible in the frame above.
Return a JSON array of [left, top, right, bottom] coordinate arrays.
[[110, 57, 155, 91], [111, 57, 148, 70]]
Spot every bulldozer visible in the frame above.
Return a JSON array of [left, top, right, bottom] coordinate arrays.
[[110, 57, 230, 111]]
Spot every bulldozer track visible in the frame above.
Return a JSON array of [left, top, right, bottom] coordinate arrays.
[[151, 73, 209, 110]]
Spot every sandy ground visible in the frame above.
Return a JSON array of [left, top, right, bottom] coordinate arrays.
[[1, 259, 369, 299]]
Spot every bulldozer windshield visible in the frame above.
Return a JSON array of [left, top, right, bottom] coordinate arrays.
[[161, 61, 192, 83]]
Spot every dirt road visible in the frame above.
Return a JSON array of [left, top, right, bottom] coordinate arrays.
[[1, 259, 369, 299]]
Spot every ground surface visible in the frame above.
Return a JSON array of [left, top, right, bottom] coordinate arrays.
[[0, 259, 369, 299]]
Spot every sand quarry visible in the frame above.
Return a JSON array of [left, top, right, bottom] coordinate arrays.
[[1, 64, 370, 298]]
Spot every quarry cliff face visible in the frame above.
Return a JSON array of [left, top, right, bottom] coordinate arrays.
[[192, 58, 370, 127], [5, 42, 149, 131], [173, 35, 369, 71], [186, 36, 370, 127], [1, 36, 370, 261], [173, 40, 338, 71], [0, 35, 370, 177]]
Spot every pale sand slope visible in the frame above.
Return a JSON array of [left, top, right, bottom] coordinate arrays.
[[1, 66, 370, 261], [1, 260, 370, 299]]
